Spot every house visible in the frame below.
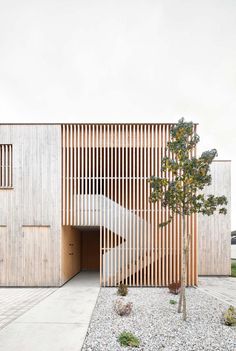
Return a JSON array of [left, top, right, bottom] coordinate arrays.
[[0, 124, 231, 287]]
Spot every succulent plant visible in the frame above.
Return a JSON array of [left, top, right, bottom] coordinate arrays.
[[168, 281, 181, 295], [114, 298, 133, 316], [117, 283, 128, 296], [118, 331, 140, 347], [223, 306, 236, 326], [170, 299, 177, 305]]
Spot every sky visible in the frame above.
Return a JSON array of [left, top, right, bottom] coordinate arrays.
[[0, 0, 235, 229]]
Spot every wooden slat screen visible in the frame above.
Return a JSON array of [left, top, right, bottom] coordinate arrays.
[[61, 124, 197, 286], [0, 144, 13, 188]]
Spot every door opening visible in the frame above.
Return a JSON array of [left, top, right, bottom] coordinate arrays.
[[81, 228, 100, 271]]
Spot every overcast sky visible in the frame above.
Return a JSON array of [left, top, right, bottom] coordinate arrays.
[[0, 0, 235, 229]]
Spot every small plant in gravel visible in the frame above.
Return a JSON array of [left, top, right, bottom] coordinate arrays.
[[170, 299, 177, 305], [114, 298, 133, 316], [117, 283, 128, 296], [168, 282, 181, 295], [118, 331, 140, 348], [223, 306, 236, 326]]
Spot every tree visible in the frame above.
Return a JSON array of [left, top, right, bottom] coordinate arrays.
[[149, 118, 227, 321]]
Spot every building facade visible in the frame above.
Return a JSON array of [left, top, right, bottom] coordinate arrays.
[[0, 124, 231, 287]]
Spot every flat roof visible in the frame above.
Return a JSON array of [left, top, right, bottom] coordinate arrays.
[[0, 122, 199, 126]]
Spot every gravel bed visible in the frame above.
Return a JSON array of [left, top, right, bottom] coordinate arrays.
[[82, 287, 236, 351]]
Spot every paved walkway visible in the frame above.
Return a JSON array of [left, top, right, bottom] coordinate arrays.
[[0, 287, 56, 330], [0, 272, 100, 351], [198, 276, 236, 307]]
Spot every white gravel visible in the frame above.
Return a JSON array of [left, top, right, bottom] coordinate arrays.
[[82, 287, 236, 351]]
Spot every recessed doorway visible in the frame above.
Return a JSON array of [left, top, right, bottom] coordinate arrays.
[[81, 228, 100, 271]]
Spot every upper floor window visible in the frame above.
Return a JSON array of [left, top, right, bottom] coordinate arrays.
[[0, 144, 13, 188]]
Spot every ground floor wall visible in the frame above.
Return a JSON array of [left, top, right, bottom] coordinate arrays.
[[0, 225, 61, 286], [61, 226, 82, 284], [198, 161, 231, 276], [0, 125, 231, 286], [0, 125, 62, 286]]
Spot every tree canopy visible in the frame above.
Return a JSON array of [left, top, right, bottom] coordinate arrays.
[[149, 118, 227, 219]]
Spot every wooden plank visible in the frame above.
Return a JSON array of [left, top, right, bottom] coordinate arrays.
[[135, 125, 139, 286], [198, 161, 231, 276], [114, 124, 117, 285], [110, 125, 113, 286]]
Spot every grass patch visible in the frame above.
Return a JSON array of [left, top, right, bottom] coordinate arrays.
[[231, 260, 236, 277], [117, 283, 128, 296], [118, 331, 140, 348], [170, 299, 177, 305]]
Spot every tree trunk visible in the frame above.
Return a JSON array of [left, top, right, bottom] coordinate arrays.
[[178, 213, 187, 320]]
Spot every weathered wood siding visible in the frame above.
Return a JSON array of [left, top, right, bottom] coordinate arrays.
[[198, 161, 231, 276], [0, 124, 230, 286], [0, 125, 61, 286]]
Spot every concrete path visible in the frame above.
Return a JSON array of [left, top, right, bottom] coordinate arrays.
[[198, 276, 236, 307], [0, 272, 100, 351], [0, 287, 56, 330]]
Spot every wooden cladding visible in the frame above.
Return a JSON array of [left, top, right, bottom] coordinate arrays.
[[61, 124, 197, 287], [0, 144, 13, 188]]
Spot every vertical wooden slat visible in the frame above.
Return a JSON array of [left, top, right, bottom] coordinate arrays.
[[59, 123, 197, 288], [140, 125, 143, 286], [144, 125, 147, 285], [129, 125, 132, 285], [1, 145, 3, 187], [136, 125, 139, 286], [61, 127, 64, 224], [121, 125, 124, 284], [118, 125, 121, 284], [73, 125, 76, 225], [81, 126, 84, 225], [110, 125, 113, 286], [114, 124, 117, 285], [85, 125, 88, 225], [3, 145, 5, 187], [0, 144, 13, 187], [92, 125, 95, 225], [5, 145, 8, 188], [77, 125, 81, 225], [9, 145, 12, 187], [96, 125, 98, 225], [107, 125, 110, 285], [158, 125, 162, 285], [155, 124, 158, 285], [103, 125, 106, 285], [69, 125, 73, 225], [165, 125, 169, 286], [151, 125, 154, 285], [88, 125, 91, 225], [99, 125, 102, 285], [147, 125, 151, 285], [66, 125, 69, 225], [125, 125, 128, 284], [193, 124, 197, 285]]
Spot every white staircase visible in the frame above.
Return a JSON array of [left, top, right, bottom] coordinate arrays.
[[76, 194, 148, 284]]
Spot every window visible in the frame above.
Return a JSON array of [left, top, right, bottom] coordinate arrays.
[[0, 144, 13, 188]]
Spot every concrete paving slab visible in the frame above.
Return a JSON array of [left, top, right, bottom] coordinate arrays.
[[0, 287, 56, 330], [198, 276, 236, 307], [0, 272, 100, 351], [0, 322, 88, 351]]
